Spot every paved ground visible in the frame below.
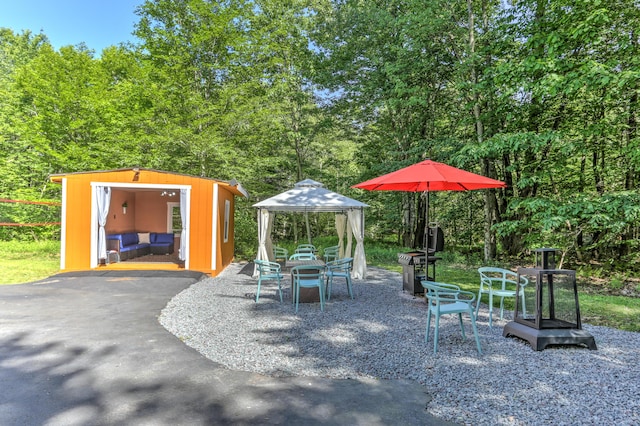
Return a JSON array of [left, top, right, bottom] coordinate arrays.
[[0, 270, 454, 425]]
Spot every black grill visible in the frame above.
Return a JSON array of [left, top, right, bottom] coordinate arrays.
[[398, 227, 443, 295]]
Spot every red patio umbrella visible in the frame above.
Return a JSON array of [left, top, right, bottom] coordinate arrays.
[[352, 159, 506, 250]]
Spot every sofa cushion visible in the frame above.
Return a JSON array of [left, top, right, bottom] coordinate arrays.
[[151, 233, 174, 244], [121, 232, 139, 247], [120, 244, 136, 253]]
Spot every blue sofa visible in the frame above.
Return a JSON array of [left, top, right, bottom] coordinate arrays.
[[106, 232, 174, 260]]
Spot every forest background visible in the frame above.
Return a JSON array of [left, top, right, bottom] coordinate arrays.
[[2, 0, 640, 291]]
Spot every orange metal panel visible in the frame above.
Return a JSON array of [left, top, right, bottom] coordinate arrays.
[[62, 173, 94, 271], [189, 179, 213, 273]]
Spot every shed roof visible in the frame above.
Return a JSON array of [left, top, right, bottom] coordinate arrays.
[[253, 180, 368, 212], [50, 168, 248, 198]]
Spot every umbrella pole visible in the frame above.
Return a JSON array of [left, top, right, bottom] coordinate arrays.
[[424, 191, 429, 252]]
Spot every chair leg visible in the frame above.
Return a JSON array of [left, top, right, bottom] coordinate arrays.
[[295, 283, 300, 313], [319, 285, 325, 311], [458, 313, 466, 339], [475, 290, 482, 317], [346, 276, 354, 299], [488, 292, 494, 328], [256, 278, 262, 303], [499, 297, 505, 320], [469, 309, 482, 354], [277, 277, 283, 303], [425, 311, 432, 342], [326, 275, 332, 301], [433, 314, 440, 353]]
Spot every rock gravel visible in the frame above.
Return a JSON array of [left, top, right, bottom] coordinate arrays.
[[159, 262, 640, 426]]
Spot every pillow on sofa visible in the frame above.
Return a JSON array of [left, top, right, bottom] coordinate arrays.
[[138, 232, 151, 244]]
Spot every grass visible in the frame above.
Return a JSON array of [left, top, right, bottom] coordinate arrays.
[[2, 238, 639, 332], [0, 240, 61, 285]]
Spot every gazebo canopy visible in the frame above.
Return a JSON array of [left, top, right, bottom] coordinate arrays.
[[253, 179, 368, 212], [253, 180, 368, 279]]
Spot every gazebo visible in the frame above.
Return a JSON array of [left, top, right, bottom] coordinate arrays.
[[253, 179, 368, 279]]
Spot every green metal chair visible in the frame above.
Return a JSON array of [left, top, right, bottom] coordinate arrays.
[[422, 281, 482, 354], [476, 267, 528, 328], [254, 259, 284, 303], [325, 257, 354, 300], [273, 246, 288, 263], [291, 265, 326, 313], [295, 244, 317, 254], [323, 245, 340, 263]]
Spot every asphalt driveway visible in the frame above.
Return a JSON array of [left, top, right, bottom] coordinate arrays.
[[0, 270, 453, 425]]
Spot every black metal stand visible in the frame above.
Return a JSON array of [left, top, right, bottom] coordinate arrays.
[[503, 321, 597, 351]]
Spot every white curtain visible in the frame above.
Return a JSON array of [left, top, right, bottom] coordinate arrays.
[[179, 189, 188, 260], [96, 186, 111, 261], [266, 212, 275, 261], [345, 218, 353, 258], [335, 213, 347, 259], [348, 209, 367, 279], [254, 208, 273, 277]]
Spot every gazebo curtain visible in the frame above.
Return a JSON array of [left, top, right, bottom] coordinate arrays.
[[96, 186, 111, 261], [179, 189, 187, 260], [347, 209, 367, 279], [345, 219, 353, 259], [266, 212, 274, 261], [335, 213, 347, 258], [253, 209, 274, 277]]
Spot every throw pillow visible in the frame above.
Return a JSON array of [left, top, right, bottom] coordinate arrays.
[[138, 232, 151, 244]]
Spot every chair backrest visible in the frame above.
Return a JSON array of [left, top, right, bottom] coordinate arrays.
[[327, 257, 353, 273], [295, 244, 316, 254], [289, 252, 317, 260], [323, 245, 340, 262], [273, 246, 288, 261], [478, 267, 526, 290], [422, 281, 462, 305], [291, 265, 325, 284], [255, 259, 281, 275]]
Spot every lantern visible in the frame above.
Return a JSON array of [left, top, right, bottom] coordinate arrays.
[[503, 248, 597, 351]]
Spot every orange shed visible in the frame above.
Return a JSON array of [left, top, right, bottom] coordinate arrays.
[[50, 168, 248, 276]]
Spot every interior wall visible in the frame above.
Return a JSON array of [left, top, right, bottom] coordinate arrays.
[[105, 189, 173, 234], [107, 190, 135, 232], [135, 191, 172, 232]]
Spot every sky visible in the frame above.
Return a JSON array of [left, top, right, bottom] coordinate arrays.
[[0, 0, 143, 54]]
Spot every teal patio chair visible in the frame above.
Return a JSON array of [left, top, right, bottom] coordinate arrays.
[[273, 246, 288, 263], [325, 257, 354, 300], [254, 259, 284, 303], [295, 244, 317, 254], [291, 265, 326, 313], [476, 267, 528, 328], [323, 245, 340, 263], [422, 281, 482, 354]]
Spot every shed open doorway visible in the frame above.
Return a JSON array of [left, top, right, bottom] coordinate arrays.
[[89, 182, 191, 270]]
